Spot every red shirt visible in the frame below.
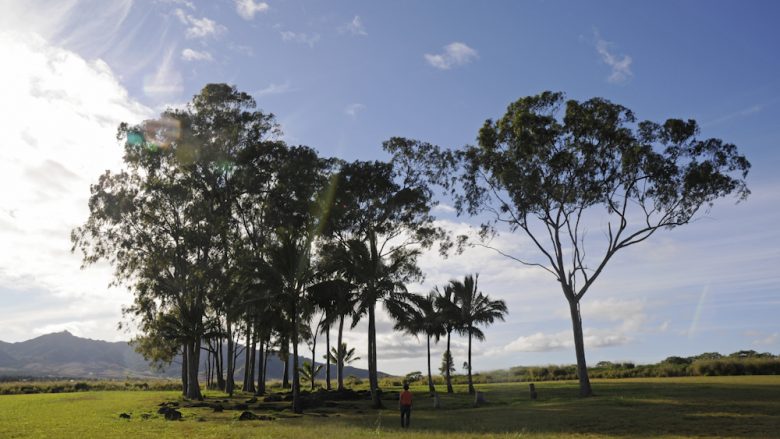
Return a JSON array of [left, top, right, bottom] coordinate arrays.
[[399, 390, 413, 406]]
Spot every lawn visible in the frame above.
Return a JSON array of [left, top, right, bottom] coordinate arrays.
[[0, 376, 778, 438]]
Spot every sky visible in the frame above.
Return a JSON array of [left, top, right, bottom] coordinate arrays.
[[0, 0, 779, 376]]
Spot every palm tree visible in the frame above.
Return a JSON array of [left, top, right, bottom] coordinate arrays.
[[328, 342, 361, 370], [450, 274, 508, 394], [308, 278, 356, 391], [331, 235, 413, 408], [435, 285, 459, 393], [298, 361, 324, 387], [395, 292, 446, 395]]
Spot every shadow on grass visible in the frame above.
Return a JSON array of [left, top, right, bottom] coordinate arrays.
[[330, 380, 780, 437]]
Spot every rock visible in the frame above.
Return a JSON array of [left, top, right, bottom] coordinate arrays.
[[211, 404, 224, 412], [473, 391, 487, 407], [233, 403, 249, 410], [529, 383, 538, 400], [238, 411, 273, 421], [164, 409, 182, 421], [119, 413, 131, 419], [189, 402, 209, 408], [245, 397, 258, 404], [263, 394, 283, 402]]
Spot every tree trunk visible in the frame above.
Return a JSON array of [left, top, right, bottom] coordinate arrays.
[[325, 324, 331, 391], [256, 338, 265, 395], [282, 352, 290, 389], [427, 334, 435, 395], [226, 322, 235, 396], [337, 315, 344, 391], [216, 337, 225, 391], [568, 298, 593, 397], [186, 340, 203, 400], [445, 330, 453, 393], [247, 331, 257, 393], [262, 341, 270, 390], [368, 304, 382, 409], [310, 325, 317, 390], [467, 327, 474, 394], [181, 343, 188, 396], [243, 327, 251, 391], [292, 302, 302, 414]]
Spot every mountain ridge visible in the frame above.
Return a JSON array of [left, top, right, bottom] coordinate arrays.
[[0, 331, 381, 380]]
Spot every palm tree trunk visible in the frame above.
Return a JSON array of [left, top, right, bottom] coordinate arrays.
[[282, 350, 290, 389], [467, 327, 474, 394], [325, 324, 331, 390], [310, 326, 317, 390], [337, 315, 345, 391], [568, 297, 593, 397], [427, 334, 435, 395], [368, 304, 382, 409], [445, 330, 453, 393]]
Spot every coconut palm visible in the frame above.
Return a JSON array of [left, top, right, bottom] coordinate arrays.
[[450, 274, 508, 394], [298, 361, 324, 387], [308, 278, 357, 391], [435, 285, 459, 393], [395, 292, 446, 394], [328, 342, 361, 368]]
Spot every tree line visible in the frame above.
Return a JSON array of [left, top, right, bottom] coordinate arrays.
[[72, 83, 749, 407]]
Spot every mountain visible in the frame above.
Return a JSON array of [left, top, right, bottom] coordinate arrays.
[[0, 331, 382, 380]]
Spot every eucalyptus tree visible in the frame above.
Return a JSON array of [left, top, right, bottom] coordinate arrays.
[[450, 274, 507, 394], [72, 84, 280, 400], [391, 92, 751, 396], [322, 152, 447, 408], [395, 292, 446, 394]]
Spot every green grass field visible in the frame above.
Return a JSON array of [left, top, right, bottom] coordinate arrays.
[[1, 376, 778, 438]]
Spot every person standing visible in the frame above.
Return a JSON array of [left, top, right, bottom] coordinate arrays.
[[399, 382, 413, 428]]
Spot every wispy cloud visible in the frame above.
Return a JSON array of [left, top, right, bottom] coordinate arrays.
[[157, 0, 195, 9], [280, 30, 320, 47], [339, 15, 367, 36], [255, 81, 295, 97], [235, 0, 269, 20], [702, 104, 763, 127], [345, 103, 366, 117], [143, 46, 183, 99], [751, 332, 779, 347], [594, 30, 632, 83], [424, 42, 478, 70], [181, 48, 212, 62], [174, 8, 225, 39]]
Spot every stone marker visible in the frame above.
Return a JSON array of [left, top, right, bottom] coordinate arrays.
[[529, 383, 538, 400], [118, 413, 131, 419], [473, 391, 487, 407]]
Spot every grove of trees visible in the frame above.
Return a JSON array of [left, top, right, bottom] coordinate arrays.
[[72, 84, 749, 408]]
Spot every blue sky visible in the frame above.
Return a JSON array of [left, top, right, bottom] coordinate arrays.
[[0, 0, 778, 375]]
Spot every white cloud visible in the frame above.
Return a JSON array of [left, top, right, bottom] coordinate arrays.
[[339, 15, 367, 36], [752, 332, 779, 346], [594, 31, 632, 83], [345, 103, 366, 117], [500, 329, 630, 353], [280, 30, 320, 47], [424, 42, 478, 70], [143, 46, 183, 100], [0, 30, 150, 341], [181, 48, 212, 62], [255, 81, 294, 97], [158, 0, 195, 9], [433, 203, 457, 214], [174, 8, 225, 39], [235, 0, 269, 20]]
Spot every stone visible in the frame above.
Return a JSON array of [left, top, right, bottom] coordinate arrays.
[[164, 409, 182, 421], [473, 391, 487, 407], [118, 413, 131, 419], [529, 383, 538, 400]]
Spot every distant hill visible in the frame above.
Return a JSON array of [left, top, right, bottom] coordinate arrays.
[[0, 331, 382, 380]]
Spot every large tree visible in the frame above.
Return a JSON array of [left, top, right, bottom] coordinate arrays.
[[405, 92, 750, 396], [72, 84, 279, 400], [322, 153, 447, 409]]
